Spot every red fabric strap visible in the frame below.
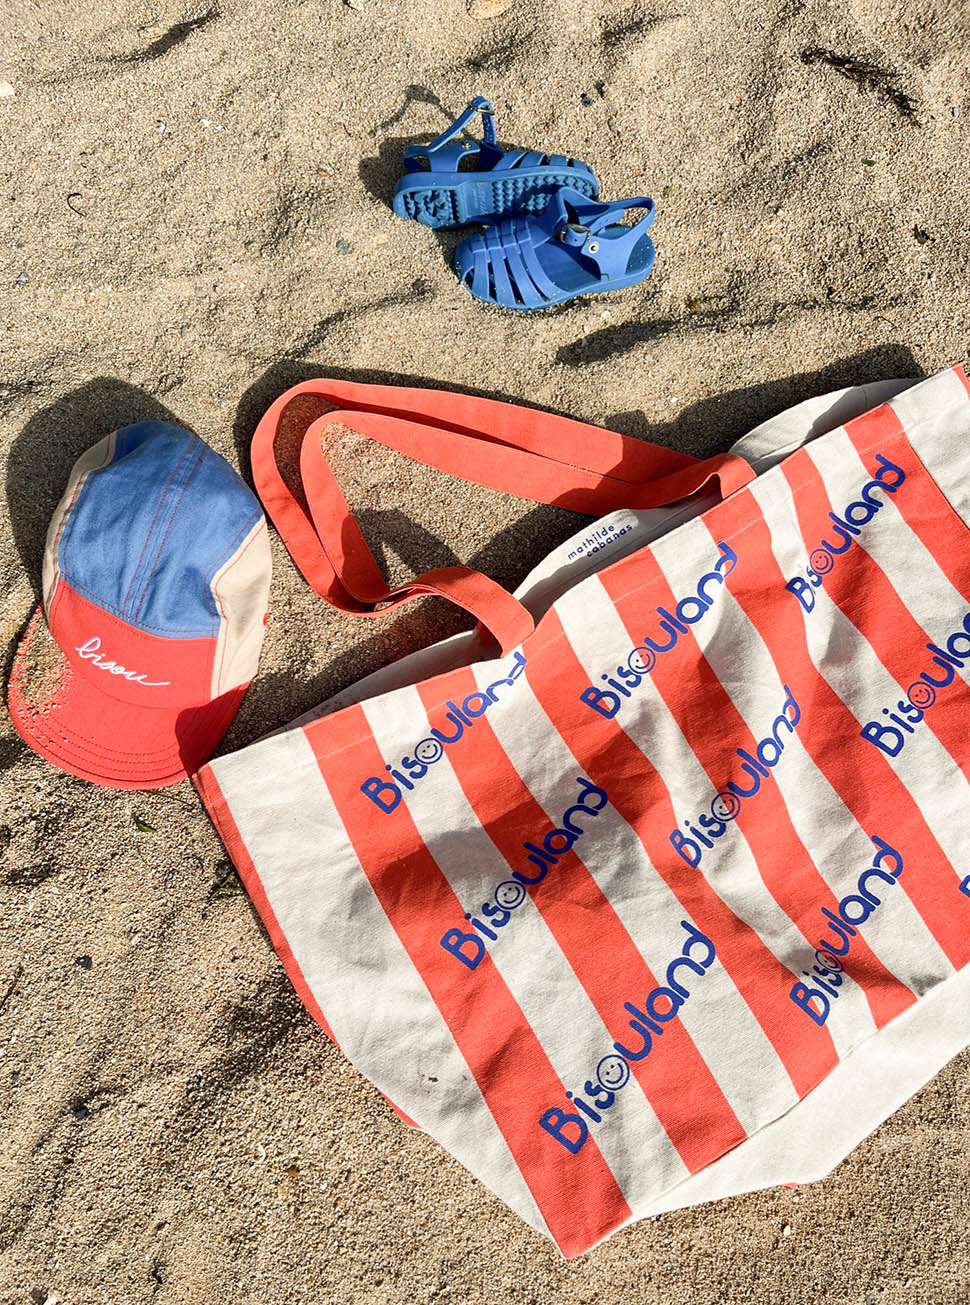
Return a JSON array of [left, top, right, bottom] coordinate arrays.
[[250, 378, 756, 655]]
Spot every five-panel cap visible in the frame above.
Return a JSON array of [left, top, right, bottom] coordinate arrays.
[[8, 421, 272, 790]]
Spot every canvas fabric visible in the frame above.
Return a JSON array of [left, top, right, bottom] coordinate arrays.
[[195, 365, 970, 1257], [10, 421, 271, 790]]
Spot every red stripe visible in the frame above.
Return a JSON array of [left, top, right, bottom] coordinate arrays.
[[596, 547, 916, 1033], [524, 609, 838, 1098], [781, 438, 970, 784], [302, 704, 631, 1257], [698, 485, 970, 970], [842, 399, 970, 605], [417, 668, 746, 1173]]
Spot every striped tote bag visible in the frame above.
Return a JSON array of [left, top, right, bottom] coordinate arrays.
[[195, 365, 970, 1257]]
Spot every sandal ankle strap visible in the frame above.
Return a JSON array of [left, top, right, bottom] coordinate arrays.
[[403, 96, 497, 173], [544, 192, 656, 278], [427, 96, 497, 152]]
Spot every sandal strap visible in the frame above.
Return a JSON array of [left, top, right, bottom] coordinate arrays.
[[534, 186, 599, 240], [542, 191, 656, 278], [515, 226, 563, 302], [587, 196, 655, 235], [403, 96, 497, 173], [426, 95, 497, 152]]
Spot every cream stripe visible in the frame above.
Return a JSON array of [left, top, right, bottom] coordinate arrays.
[[649, 508, 950, 1001], [205, 731, 550, 1240], [365, 685, 689, 1210], [749, 467, 970, 885], [551, 574, 864, 1063], [643, 961, 970, 1213], [472, 647, 802, 1136], [885, 368, 970, 526], [477, 647, 804, 1127], [807, 431, 970, 697]]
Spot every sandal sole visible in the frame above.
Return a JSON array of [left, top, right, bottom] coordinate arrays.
[[393, 170, 598, 229]]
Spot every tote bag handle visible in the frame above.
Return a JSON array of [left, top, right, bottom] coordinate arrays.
[[250, 378, 756, 656]]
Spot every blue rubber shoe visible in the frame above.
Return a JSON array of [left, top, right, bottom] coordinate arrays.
[[392, 97, 599, 230], [452, 188, 657, 311]]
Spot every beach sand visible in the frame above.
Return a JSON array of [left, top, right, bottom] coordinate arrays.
[[2, 0, 970, 1299]]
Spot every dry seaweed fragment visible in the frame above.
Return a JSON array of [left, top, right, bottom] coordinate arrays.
[[800, 47, 918, 122], [211, 864, 243, 897], [0, 965, 24, 1016]]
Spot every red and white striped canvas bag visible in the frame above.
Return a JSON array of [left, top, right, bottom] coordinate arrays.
[[195, 365, 970, 1257]]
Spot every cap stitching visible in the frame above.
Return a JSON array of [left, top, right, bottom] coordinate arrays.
[[49, 434, 118, 595], [10, 668, 245, 767], [12, 695, 245, 780], [53, 574, 216, 637], [201, 505, 262, 597], [119, 439, 193, 614], [132, 445, 205, 625], [16, 702, 219, 760]]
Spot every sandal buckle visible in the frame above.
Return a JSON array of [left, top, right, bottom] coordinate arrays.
[[560, 222, 589, 248]]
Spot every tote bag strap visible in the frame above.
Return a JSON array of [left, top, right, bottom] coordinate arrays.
[[250, 377, 757, 655]]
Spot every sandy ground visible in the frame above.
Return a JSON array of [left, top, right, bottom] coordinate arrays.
[[2, 0, 970, 1300]]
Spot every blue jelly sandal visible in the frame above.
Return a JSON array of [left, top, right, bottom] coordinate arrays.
[[452, 187, 657, 311], [392, 97, 599, 230]]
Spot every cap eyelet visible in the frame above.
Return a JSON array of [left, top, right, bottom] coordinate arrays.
[[587, 241, 600, 254]]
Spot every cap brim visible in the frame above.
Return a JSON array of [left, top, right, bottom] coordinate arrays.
[[7, 609, 248, 790]]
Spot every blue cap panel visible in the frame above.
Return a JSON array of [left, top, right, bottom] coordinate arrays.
[[58, 422, 263, 638]]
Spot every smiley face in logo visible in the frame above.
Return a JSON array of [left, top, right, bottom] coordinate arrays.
[[627, 646, 657, 675], [809, 548, 834, 576], [413, 738, 444, 765], [907, 681, 936, 710], [596, 1054, 630, 1092], [494, 880, 526, 911], [710, 791, 741, 822]]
